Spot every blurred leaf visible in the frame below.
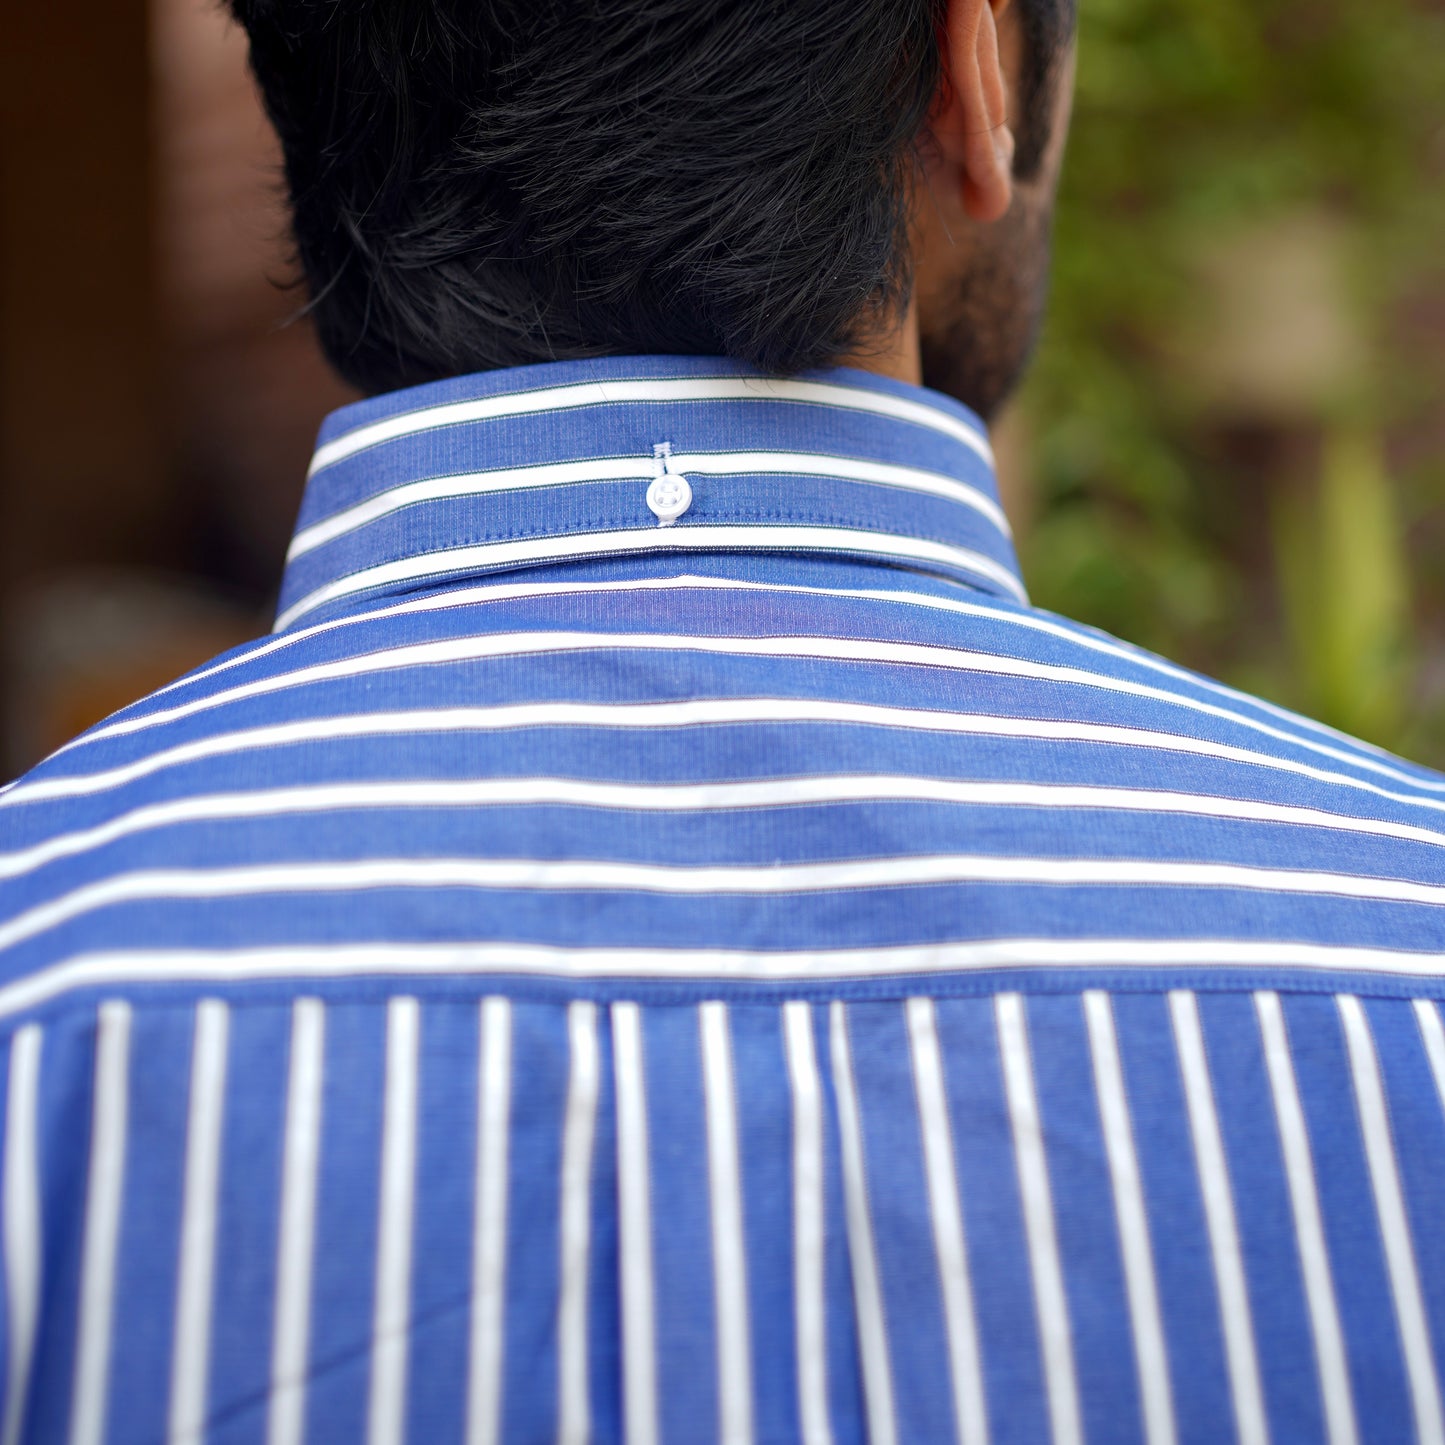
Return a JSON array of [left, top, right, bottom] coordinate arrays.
[[1272, 428, 1413, 745]]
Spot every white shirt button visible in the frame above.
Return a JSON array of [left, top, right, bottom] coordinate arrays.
[[646, 470, 693, 526]]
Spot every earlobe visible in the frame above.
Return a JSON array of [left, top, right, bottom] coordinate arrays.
[[935, 0, 1015, 224]]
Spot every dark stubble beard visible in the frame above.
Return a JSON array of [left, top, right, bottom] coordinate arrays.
[[918, 189, 1055, 424]]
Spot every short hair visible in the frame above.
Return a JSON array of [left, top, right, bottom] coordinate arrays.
[[228, 0, 1070, 396]]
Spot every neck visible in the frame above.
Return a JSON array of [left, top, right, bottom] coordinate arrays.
[[837, 297, 923, 387]]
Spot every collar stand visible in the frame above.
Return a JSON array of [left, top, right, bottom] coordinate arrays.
[[276, 355, 1024, 632]]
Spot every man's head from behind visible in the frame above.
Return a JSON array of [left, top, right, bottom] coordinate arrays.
[[228, 0, 1076, 421]]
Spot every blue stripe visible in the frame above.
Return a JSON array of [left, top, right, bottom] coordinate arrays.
[[492, 1003, 565, 1443], [729, 1005, 798, 1444], [582, 1011, 623, 1445], [208, 1004, 290, 1445], [403, 1001, 477, 1445], [640, 1007, 717, 1443], [305, 1003, 385, 1445], [26, 1012, 96, 1445], [105, 1007, 187, 1445]]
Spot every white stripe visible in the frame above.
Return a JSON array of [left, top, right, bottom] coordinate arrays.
[[557, 1002, 600, 1445], [68, 628, 1079, 746], [679, 451, 1010, 534], [291, 457, 655, 558], [46, 567, 1437, 803], [32, 577, 768, 734], [1082, 992, 1176, 1445], [70, 1000, 131, 1445], [32, 576, 839, 728], [1169, 990, 1268, 1445], [369, 997, 421, 1445], [611, 1003, 658, 1445], [699, 1003, 755, 1445], [996, 994, 1082, 1445], [274, 523, 1027, 630], [168, 1001, 230, 1445], [53, 613, 1443, 804], [9, 853, 1445, 965], [13, 695, 1445, 829], [290, 449, 1008, 561], [782, 1003, 832, 1445], [1254, 992, 1358, 1445], [272, 571, 1426, 789], [1414, 1000, 1445, 1121], [13, 771, 1445, 888], [2, 1026, 43, 1445], [3, 940, 1445, 1030], [1337, 995, 1445, 1445], [905, 998, 988, 1445], [307, 376, 992, 477], [268, 999, 325, 1445], [828, 1002, 897, 1445], [467, 998, 512, 1445]]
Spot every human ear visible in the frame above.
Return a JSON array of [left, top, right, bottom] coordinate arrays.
[[928, 0, 1015, 223]]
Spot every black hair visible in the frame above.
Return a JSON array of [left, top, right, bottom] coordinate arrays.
[[227, 0, 1071, 396]]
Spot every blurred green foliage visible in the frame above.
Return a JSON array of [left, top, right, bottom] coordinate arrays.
[[1274, 427, 1413, 743], [1018, 0, 1445, 764]]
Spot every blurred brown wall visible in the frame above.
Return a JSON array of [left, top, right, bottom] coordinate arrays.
[[1, 0, 169, 583], [0, 0, 351, 778]]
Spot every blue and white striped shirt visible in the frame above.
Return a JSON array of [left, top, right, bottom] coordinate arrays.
[[2, 354, 1445, 1445]]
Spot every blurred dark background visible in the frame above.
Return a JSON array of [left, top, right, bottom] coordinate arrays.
[[1, 0, 354, 781], [2, 0, 1443, 782]]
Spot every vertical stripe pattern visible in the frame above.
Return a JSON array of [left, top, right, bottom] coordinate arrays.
[[70, 1001, 132, 1445], [169, 1001, 230, 1445], [0, 987, 1439, 1442]]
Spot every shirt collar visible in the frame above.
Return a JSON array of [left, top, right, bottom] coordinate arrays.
[[276, 354, 1025, 631]]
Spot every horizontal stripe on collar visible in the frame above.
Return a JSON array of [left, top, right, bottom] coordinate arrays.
[[281, 357, 1023, 625], [287, 450, 1012, 561]]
